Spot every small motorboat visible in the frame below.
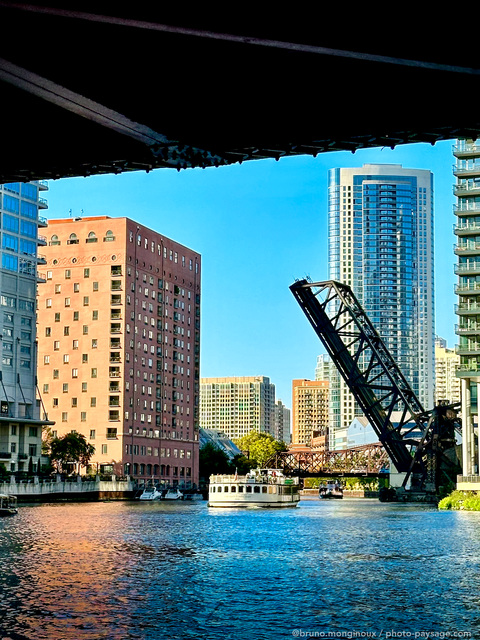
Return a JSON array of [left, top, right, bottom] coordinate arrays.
[[0, 493, 18, 516], [164, 488, 183, 500], [318, 482, 343, 500], [139, 486, 162, 501]]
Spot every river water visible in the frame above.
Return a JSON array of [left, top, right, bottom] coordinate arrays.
[[0, 498, 478, 640]]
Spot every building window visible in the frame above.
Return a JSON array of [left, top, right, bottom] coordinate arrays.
[[28, 444, 37, 457], [65, 269, 71, 279], [101, 444, 107, 454], [62, 383, 68, 393], [91, 368, 97, 378], [43, 355, 50, 364], [84, 268, 90, 278], [43, 384, 49, 393], [81, 412, 87, 422], [72, 368, 78, 378], [46, 298, 52, 308], [83, 296, 89, 306], [71, 397, 77, 407], [62, 412, 67, 422], [90, 397, 96, 407], [82, 382, 87, 392]]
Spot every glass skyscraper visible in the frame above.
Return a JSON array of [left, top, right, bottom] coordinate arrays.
[[0, 181, 51, 473], [327, 164, 435, 449]]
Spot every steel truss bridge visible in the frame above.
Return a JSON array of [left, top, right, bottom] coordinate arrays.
[[290, 280, 461, 497], [267, 443, 389, 478]]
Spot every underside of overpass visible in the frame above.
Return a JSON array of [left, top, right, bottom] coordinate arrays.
[[0, 3, 479, 183]]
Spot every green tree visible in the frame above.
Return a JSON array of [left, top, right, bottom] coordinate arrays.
[[50, 432, 95, 474], [199, 442, 233, 481], [231, 454, 257, 475], [233, 431, 288, 467]]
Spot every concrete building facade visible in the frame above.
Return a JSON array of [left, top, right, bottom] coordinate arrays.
[[37, 216, 201, 486], [199, 376, 276, 440], [453, 140, 480, 475], [274, 399, 291, 444], [0, 180, 52, 474], [328, 164, 435, 448], [434, 336, 460, 405], [291, 379, 329, 447]]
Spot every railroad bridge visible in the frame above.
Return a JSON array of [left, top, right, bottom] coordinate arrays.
[[267, 443, 389, 479]]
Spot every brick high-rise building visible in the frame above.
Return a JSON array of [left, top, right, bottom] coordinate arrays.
[[291, 379, 329, 446], [37, 216, 201, 487]]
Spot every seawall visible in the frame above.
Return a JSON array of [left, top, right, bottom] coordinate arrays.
[[0, 476, 135, 503]]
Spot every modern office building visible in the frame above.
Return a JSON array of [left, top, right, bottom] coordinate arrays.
[[0, 180, 53, 473], [291, 379, 329, 446], [434, 336, 460, 405], [274, 399, 291, 444], [199, 376, 276, 440], [328, 164, 435, 447], [453, 139, 480, 475], [37, 216, 201, 487]]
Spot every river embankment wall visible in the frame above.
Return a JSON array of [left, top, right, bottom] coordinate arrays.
[[0, 476, 135, 502]]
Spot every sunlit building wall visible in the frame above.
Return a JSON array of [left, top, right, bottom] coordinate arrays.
[[434, 336, 460, 405], [200, 376, 276, 440], [291, 379, 329, 447], [37, 216, 201, 486]]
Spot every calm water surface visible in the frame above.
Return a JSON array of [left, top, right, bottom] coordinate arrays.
[[0, 498, 479, 640]]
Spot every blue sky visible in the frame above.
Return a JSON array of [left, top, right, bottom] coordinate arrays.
[[45, 140, 457, 405]]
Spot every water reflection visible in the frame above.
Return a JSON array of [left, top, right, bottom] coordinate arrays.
[[0, 500, 479, 639]]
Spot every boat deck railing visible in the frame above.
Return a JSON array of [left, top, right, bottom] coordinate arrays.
[[210, 474, 299, 485]]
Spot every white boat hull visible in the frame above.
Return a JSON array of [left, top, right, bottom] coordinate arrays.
[[208, 469, 300, 509]]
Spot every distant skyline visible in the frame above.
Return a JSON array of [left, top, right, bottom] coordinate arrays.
[[45, 140, 457, 406]]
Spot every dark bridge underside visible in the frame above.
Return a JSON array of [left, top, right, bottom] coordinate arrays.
[[1, 3, 479, 183]]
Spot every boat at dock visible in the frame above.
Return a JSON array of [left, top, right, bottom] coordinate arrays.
[[138, 486, 163, 501], [318, 482, 343, 500], [164, 488, 183, 501], [0, 493, 18, 516], [208, 469, 300, 508]]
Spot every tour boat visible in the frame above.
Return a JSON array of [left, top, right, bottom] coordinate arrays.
[[208, 469, 300, 508], [0, 493, 18, 516], [318, 482, 343, 499], [139, 485, 163, 501]]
